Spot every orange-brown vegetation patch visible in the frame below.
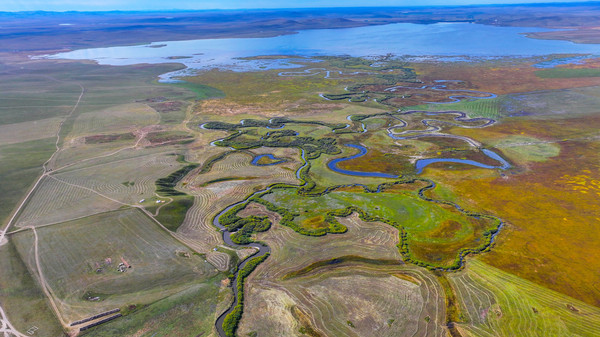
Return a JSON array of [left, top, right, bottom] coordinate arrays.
[[452, 114, 600, 150], [337, 149, 412, 175], [556, 171, 600, 198], [411, 216, 491, 266], [391, 273, 420, 285], [412, 62, 600, 95], [427, 220, 462, 239], [387, 179, 431, 193], [301, 215, 328, 230], [428, 116, 600, 306], [384, 95, 429, 107], [560, 57, 600, 69]]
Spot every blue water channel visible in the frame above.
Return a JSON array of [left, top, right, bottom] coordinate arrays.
[[251, 154, 286, 166], [327, 144, 510, 177], [327, 144, 399, 178], [415, 148, 511, 174]]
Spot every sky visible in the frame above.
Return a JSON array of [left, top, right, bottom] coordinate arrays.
[[0, 0, 596, 11]]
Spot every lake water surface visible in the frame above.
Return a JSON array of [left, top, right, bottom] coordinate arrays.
[[43, 22, 600, 79]]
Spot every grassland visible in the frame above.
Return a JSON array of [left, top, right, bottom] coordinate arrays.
[[238, 216, 446, 337], [0, 55, 234, 336], [177, 149, 299, 253], [0, 138, 56, 228], [450, 259, 600, 337], [2, 48, 600, 337], [184, 55, 600, 337], [0, 240, 64, 336], [261, 186, 498, 268], [423, 98, 503, 119], [11, 208, 220, 325]]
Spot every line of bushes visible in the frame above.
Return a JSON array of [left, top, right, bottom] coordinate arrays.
[[220, 135, 340, 160], [198, 150, 235, 174], [155, 163, 199, 196], [283, 255, 402, 280], [222, 253, 270, 337], [261, 129, 298, 140], [204, 118, 347, 133]]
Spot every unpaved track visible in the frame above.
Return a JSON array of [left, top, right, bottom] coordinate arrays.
[[29, 227, 70, 329], [0, 74, 211, 334], [0, 77, 84, 335]]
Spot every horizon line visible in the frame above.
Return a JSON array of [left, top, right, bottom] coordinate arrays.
[[1, 1, 599, 13]]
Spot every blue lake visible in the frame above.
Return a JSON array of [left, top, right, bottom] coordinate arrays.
[[43, 22, 600, 79]]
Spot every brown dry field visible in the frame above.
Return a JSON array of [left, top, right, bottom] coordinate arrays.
[[413, 61, 600, 95]]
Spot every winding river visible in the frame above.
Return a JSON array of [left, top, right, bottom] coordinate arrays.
[[327, 144, 399, 178], [213, 192, 272, 337], [211, 106, 510, 335], [385, 80, 498, 104], [415, 148, 511, 174]]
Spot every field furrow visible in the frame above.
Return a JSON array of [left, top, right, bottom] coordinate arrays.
[[450, 259, 600, 337]]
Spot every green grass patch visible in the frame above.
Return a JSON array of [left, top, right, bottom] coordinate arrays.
[[492, 135, 560, 163], [424, 98, 503, 119], [168, 82, 225, 100], [148, 195, 195, 232], [263, 187, 473, 237], [11, 208, 216, 315]]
